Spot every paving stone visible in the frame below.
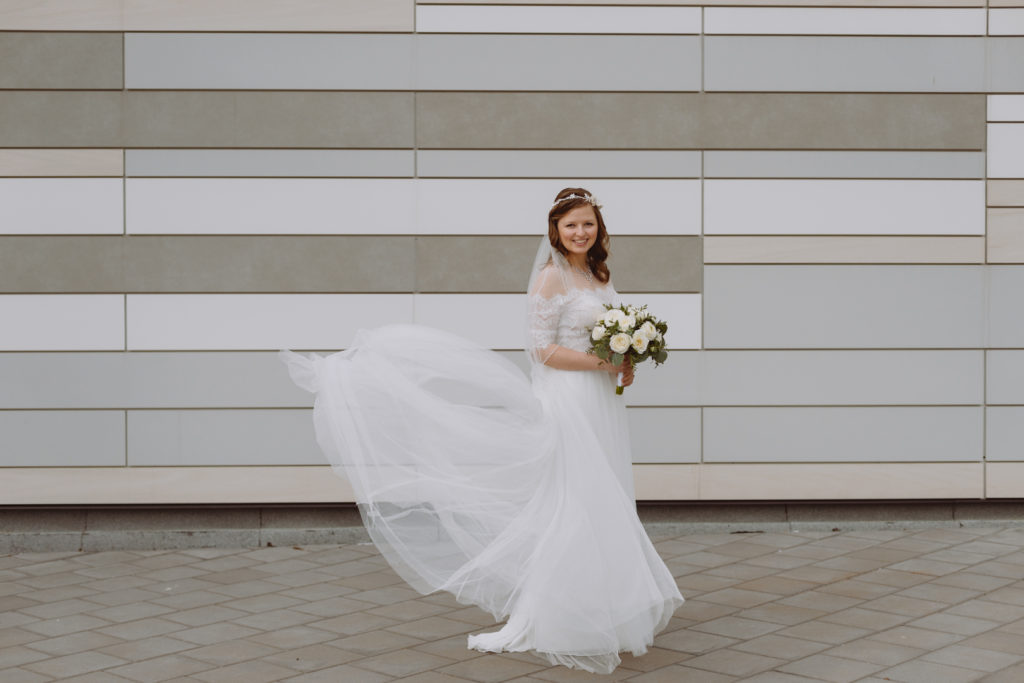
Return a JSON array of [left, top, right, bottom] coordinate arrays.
[[922, 644, 1024, 672], [682, 648, 784, 676], [439, 654, 548, 682], [732, 633, 828, 660], [691, 616, 783, 639], [824, 638, 925, 666], [777, 620, 871, 645], [879, 658, 986, 682], [778, 653, 886, 682], [189, 660, 297, 682], [907, 612, 1002, 636], [24, 651, 127, 678], [869, 625, 966, 650], [24, 630, 122, 655], [261, 642, 362, 672]]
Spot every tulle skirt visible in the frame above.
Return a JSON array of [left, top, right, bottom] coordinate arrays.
[[281, 324, 683, 674]]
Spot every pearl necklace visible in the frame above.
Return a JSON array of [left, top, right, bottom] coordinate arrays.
[[571, 264, 594, 282]]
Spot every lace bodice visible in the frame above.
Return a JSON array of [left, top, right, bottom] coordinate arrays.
[[528, 282, 617, 357]]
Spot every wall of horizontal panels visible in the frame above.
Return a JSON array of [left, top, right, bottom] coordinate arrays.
[[2, 0, 1024, 505]]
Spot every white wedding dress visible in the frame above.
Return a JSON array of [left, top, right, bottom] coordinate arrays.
[[281, 253, 683, 674]]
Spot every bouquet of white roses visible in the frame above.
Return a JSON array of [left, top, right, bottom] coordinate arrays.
[[588, 303, 668, 395]]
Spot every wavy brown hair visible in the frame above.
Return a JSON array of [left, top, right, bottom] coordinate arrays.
[[547, 187, 610, 284]]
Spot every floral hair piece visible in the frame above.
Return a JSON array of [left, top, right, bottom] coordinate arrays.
[[552, 193, 602, 209]]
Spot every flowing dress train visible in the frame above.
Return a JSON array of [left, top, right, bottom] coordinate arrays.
[[280, 279, 683, 674]]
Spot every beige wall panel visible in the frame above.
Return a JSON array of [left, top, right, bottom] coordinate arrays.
[[0, 149, 122, 177], [987, 463, 1024, 498], [0, 92, 123, 147], [989, 181, 1024, 206], [633, 465, 700, 501], [992, 0, 1024, 6], [0, 465, 700, 504], [0, 32, 121, 89], [704, 236, 984, 264], [415, 236, 702, 293], [0, 0, 412, 31], [0, 236, 416, 294], [416, 93, 985, 150], [0, 92, 413, 148], [700, 463, 982, 500], [121, 92, 414, 149], [0, 467, 355, 505], [988, 209, 1024, 263]]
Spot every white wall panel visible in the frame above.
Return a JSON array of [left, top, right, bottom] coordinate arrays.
[[126, 179, 698, 235], [989, 125, 1024, 178], [412, 293, 700, 350], [989, 96, 1024, 122], [990, 9, 1024, 35], [988, 351, 1024, 405], [0, 295, 124, 351], [416, 5, 701, 34], [704, 8, 985, 35], [126, 294, 413, 350], [417, 180, 701, 235], [704, 180, 984, 235], [126, 179, 416, 235], [0, 179, 122, 234]]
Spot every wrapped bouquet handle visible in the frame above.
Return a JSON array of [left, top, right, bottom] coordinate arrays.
[[588, 303, 668, 395]]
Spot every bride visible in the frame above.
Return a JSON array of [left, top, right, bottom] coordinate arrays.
[[281, 187, 683, 674]]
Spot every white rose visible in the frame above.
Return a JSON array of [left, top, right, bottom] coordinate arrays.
[[622, 315, 636, 331], [631, 331, 649, 354], [591, 324, 607, 341], [609, 333, 631, 354], [640, 321, 658, 340], [603, 309, 625, 327]]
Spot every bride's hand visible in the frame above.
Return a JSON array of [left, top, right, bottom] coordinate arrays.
[[608, 359, 633, 387]]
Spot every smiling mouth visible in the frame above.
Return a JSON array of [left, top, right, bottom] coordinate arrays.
[[572, 240, 589, 247]]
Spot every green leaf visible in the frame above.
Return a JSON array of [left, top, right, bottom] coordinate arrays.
[[611, 353, 623, 366], [655, 350, 668, 363]]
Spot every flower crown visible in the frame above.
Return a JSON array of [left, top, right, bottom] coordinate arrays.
[[552, 193, 602, 209]]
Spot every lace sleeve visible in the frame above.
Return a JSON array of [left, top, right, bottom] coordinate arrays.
[[526, 266, 565, 365]]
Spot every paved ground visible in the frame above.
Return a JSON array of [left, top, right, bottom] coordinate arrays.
[[4, 526, 1024, 682]]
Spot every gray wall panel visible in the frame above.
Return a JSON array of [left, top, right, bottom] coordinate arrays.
[[989, 351, 1024, 404], [0, 351, 697, 410], [127, 410, 321, 466], [0, 236, 417, 293], [628, 408, 700, 464], [0, 411, 124, 466], [126, 150, 415, 178], [125, 34, 415, 90], [990, 38, 1024, 93], [0, 92, 415, 148], [417, 151, 701, 179], [416, 35, 700, 91], [702, 351, 982, 406], [416, 93, 985, 150], [990, 267, 1024, 348], [704, 151, 985, 179], [706, 37, 985, 92], [0, 353, 312, 410], [0, 32, 122, 90], [704, 266, 985, 349], [987, 407, 1024, 461], [704, 407, 983, 463]]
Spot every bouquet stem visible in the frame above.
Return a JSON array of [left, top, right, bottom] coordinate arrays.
[[616, 372, 624, 395]]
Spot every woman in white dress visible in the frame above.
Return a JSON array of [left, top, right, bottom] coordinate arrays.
[[281, 188, 683, 674]]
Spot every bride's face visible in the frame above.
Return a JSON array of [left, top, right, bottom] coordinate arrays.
[[556, 206, 598, 261]]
